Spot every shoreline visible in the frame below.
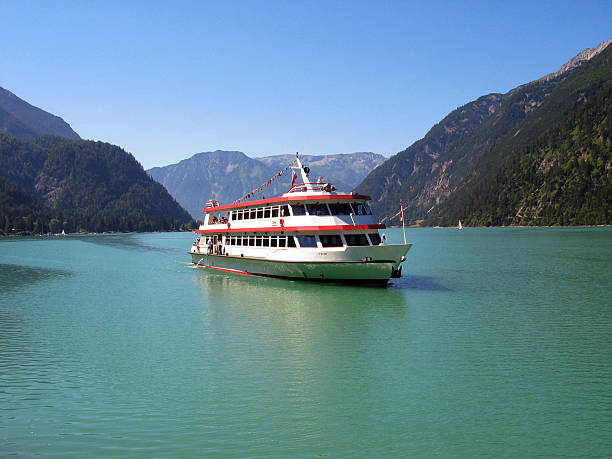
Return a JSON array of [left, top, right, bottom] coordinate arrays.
[[3, 225, 610, 238]]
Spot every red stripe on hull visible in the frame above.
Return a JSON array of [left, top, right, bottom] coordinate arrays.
[[195, 223, 385, 234], [192, 261, 389, 286]]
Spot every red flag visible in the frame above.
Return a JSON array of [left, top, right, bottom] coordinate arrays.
[[291, 171, 298, 187]]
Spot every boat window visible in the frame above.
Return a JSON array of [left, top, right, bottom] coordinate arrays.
[[238, 210, 244, 220], [262, 236, 270, 247], [306, 203, 330, 216], [278, 236, 286, 248], [354, 202, 372, 215], [329, 203, 354, 215], [319, 234, 343, 247], [264, 207, 271, 218], [255, 236, 262, 247], [291, 204, 306, 216], [270, 236, 277, 247], [296, 235, 317, 247], [345, 234, 369, 246], [247, 236, 253, 246], [271, 207, 279, 218], [287, 236, 296, 247], [368, 233, 381, 245], [249, 209, 256, 219], [256, 208, 264, 219], [280, 205, 290, 217]]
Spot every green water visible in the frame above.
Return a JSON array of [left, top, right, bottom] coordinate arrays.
[[1, 228, 611, 457]]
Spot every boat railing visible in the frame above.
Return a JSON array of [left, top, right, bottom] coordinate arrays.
[[287, 182, 336, 193], [206, 219, 229, 226]]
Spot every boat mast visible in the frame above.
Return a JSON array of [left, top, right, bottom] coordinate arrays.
[[292, 153, 312, 190]]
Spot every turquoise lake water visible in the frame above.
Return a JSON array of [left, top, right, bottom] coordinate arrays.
[[1, 227, 611, 457]]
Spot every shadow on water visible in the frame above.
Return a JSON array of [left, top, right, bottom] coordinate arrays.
[[75, 233, 177, 254], [390, 274, 451, 292], [0, 264, 72, 294]]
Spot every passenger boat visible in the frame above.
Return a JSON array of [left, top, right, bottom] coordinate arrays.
[[189, 155, 411, 285]]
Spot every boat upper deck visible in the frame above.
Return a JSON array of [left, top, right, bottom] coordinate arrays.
[[196, 155, 385, 235], [202, 185, 371, 213]]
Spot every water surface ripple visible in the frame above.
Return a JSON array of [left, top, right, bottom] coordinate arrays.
[[1, 228, 611, 456]]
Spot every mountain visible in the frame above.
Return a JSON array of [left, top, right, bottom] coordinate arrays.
[[0, 86, 80, 140], [356, 38, 612, 226], [148, 151, 271, 220], [0, 134, 192, 234], [148, 151, 385, 218], [428, 51, 612, 226], [258, 152, 385, 194]]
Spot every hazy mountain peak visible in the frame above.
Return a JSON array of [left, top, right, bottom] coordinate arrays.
[[0, 86, 80, 140], [148, 151, 386, 218]]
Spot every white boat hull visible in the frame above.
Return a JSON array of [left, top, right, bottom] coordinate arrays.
[[190, 244, 411, 285]]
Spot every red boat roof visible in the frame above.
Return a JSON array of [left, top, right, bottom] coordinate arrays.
[[202, 193, 371, 213]]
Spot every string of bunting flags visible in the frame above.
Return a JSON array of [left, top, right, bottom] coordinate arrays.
[[233, 159, 297, 204]]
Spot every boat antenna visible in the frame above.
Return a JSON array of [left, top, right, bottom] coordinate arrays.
[[400, 200, 407, 244]]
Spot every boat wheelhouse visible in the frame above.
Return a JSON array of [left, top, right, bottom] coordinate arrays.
[[189, 155, 411, 285]]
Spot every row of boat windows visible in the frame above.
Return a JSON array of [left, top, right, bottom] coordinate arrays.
[[229, 202, 371, 221], [221, 233, 382, 248]]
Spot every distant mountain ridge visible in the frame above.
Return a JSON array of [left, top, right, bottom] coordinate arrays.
[[0, 87, 80, 140], [356, 37, 612, 226], [148, 151, 385, 218]]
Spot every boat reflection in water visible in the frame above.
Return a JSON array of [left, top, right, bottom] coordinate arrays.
[[193, 269, 409, 340]]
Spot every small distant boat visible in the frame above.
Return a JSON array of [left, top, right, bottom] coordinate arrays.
[[458, 220, 463, 230]]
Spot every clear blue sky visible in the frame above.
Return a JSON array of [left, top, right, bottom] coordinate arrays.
[[2, 0, 611, 169]]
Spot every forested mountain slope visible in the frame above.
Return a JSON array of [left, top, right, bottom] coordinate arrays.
[[356, 38, 611, 226], [429, 72, 611, 226], [0, 134, 192, 234]]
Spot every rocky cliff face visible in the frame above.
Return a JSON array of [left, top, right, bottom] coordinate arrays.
[[544, 38, 612, 80]]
